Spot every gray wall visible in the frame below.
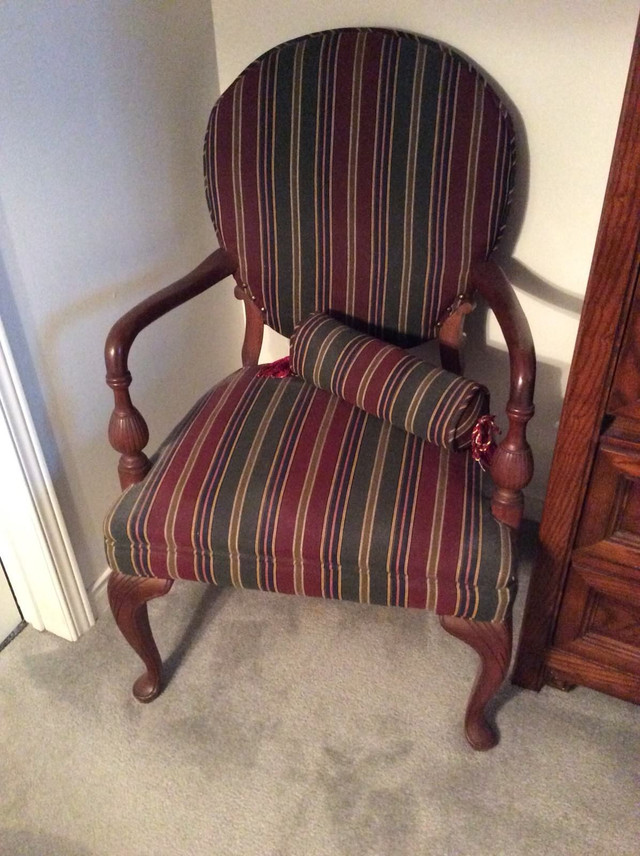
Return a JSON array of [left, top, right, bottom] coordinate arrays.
[[0, 1, 243, 589]]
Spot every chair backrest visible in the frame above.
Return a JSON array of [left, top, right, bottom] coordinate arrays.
[[205, 28, 515, 346]]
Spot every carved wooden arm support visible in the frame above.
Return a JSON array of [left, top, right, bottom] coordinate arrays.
[[469, 260, 536, 528], [105, 248, 238, 489]]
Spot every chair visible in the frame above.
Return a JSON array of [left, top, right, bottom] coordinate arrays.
[[104, 28, 535, 750]]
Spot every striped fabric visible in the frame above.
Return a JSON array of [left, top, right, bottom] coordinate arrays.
[[105, 367, 514, 621], [290, 313, 488, 450], [205, 28, 515, 346]]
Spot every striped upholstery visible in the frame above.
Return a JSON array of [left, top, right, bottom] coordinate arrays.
[[290, 313, 488, 450], [105, 367, 514, 621], [205, 28, 515, 345]]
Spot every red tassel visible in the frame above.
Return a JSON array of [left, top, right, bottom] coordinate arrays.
[[256, 356, 293, 378], [471, 414, 501, 471]]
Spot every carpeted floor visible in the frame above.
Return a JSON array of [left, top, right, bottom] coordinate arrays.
[[1, 524, 638, 856]]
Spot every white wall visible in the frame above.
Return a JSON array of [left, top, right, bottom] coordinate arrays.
[[210, 0, 639, 513], [0, 1, 243, 590]]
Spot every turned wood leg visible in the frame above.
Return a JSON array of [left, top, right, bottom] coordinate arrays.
[[107, 570, 174, 703], [439, 614, 512, 751]]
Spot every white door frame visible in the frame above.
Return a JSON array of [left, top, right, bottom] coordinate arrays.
[[0, 316, 94, 641]]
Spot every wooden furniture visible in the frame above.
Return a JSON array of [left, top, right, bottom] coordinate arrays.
[[512, 20, 640, 703], [104, 29, 535, 750]]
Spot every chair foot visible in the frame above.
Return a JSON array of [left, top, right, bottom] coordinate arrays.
[[107, 570, 174, 702], [439, 614, 512, 750]]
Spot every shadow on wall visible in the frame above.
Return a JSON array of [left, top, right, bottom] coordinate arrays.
[[460, 59, 584, 517], [500, 258, 584, 317]]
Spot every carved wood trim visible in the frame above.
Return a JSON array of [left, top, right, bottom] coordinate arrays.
[[107, 570, 174, 702], [469, 260, 536, 528], [105, 248, 237, 489], [439, 615, 512, 750]]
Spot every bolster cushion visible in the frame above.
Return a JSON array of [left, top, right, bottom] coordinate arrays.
[[290, 313, 488, 451]]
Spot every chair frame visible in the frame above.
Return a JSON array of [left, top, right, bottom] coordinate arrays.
[[104, 245, 534, 750]]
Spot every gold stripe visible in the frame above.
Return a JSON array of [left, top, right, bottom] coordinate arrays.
[[326, 33, 340, 307], [384, 433, 409, 600], [398, 44, 427, 332], [420, 48, 446, 326], [292, 395, 340, 595], [425, 448, 450, 611], [226, 381, 290, 588], [379, 42, 401, 328], [312, 39, 324, 304], [251, 385, 315, 592], [231, 79, 248, 285], [290, 43, 305, 323], [319, 409, 367, 600], [369, 44, 384, 319], [256, 61, 268, 306], [345, 32, 367, 318], [350, 345, 394, 410], [434, 63, 460, 312], [270, 51, 282, 324], [357, 424, 391, 603], [159, 372, 247, 580], [457, 77, 485, 292], [390, 364, 438, 432]]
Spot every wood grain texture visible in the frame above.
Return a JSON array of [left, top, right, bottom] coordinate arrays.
[[437, 297, 475, 374], [440, 615, 512, 750], [234, 283, 265, 366], [105, 248, 237, 489], [469, 259, 536, 528], [107, 570, 174, 702], [607, 286, 640, 417], [513, 19, 640, 693], [545, 650, 640, 703]]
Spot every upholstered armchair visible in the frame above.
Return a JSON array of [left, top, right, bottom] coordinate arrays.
[[104, 28, 535, 750]]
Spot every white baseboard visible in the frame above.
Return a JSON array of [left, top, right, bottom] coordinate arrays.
[[88, 568, 111, 618]]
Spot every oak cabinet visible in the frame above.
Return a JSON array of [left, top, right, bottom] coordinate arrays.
[[512, 20, 640, 703]]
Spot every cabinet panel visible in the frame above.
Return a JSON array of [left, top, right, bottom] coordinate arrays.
[[512, 20, 640, 700], [547, 438, 640, 702], [548, 558, 640, 703], [573, 435, 640, 573], [589, 589, 640, 648], [607, 286, 640, 418]]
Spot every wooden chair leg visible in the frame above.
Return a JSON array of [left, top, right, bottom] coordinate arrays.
[[107, 569, 174, 703], [439, 614, 512, 751]]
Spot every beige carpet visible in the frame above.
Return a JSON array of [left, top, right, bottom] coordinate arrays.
[[1, 525, 639, 856]]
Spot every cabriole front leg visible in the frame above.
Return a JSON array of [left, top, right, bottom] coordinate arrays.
[[440, 615, 512, 750], [107, 570, 174, 702]]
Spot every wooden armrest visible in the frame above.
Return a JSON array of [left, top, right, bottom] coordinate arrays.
[[106, 248, 237, 377], [469, 259, 536, 528], [105, 248, 237, 489]]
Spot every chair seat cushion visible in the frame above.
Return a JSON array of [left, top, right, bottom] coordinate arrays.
[[104, 366, 514, 621], [290, 312, 488, 450]]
